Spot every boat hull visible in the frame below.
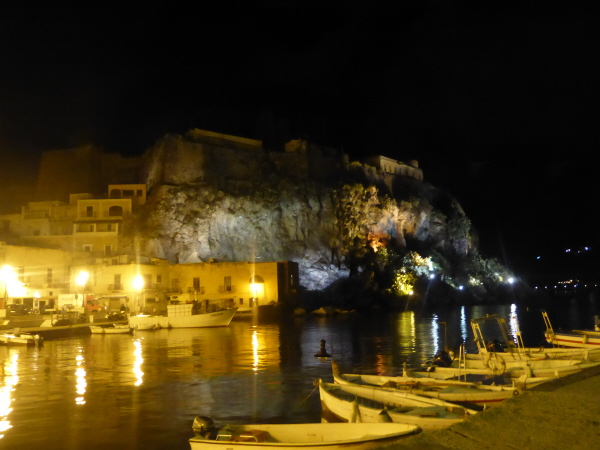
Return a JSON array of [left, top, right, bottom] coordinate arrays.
[[90, 325, 132, 334], [0, 333, 40, 345], [128, 307, 237, 329], [190, 422, 419, 450], [545, 331, 600, 349], [318, 380, 476, 431]]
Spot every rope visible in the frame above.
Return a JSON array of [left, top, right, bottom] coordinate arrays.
[[299, 382, 319, 405]]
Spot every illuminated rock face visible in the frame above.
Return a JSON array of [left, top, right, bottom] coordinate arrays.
[[131, 130, 473, 292]]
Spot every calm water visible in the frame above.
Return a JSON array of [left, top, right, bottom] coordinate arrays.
[[1, 297, 598, 450]]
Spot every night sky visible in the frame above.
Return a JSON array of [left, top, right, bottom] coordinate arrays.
[[1, 2, 597, 285]]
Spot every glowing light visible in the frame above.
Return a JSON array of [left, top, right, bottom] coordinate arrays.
[[133, 340, 144, 386], [76, 271, 89, 287], [566, 249, 571, 252], [132, 275, 144, 291], [458, 285, 464, 290], [250, 283, 264, 297], [536, 256, 541, 259], [508, 277, 515, 284], [0, 266, 26, 297]]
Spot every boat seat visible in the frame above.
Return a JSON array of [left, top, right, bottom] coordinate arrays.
[[236, 430, 269, 442]]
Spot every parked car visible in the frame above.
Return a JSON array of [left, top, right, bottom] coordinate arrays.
[[8, 304, 31, 316]]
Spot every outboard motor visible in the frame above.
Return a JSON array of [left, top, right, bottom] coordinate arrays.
[[192, 416, 217, 439]]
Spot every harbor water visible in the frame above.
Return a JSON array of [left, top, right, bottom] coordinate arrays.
[[1, 297, 597, 450]]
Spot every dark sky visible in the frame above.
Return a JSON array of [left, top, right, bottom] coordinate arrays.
[[1, 2, 597, 284]]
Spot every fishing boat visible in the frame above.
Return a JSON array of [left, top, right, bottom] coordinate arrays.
[[90, 324, 133, 334], [317, 379, 477, 431], [128, 304, 237, 329], [543, 310, 600, 349], [0, 332, 42, 345], [331, 360, 519, 408], [189, 416, 420, 450]]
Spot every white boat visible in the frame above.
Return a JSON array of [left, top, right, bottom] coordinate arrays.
[[331, 361, 520, 408], [189, 416, 419, 450], [0, 332, 42, 345], [543, 310, 600, 349], [128, 304, 237, 329], [317, 379, 477, 431], [90, 324, 133, 334]]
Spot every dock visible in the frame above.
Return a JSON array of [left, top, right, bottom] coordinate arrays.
[[386, 364, 600, 450]]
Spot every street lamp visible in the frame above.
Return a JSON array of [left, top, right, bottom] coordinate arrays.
[[133, 275, 144, 313], [76, 271, 89, 308]]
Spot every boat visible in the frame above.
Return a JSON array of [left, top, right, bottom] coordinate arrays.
[[90, 324, 133, 334], [543, 310, 600, 349], [128, 304, 237, 329], [0, 332, 42, 345], [331, 360, 519, 408], [189, 416, 420, 450], [317, 379, 477, 431]]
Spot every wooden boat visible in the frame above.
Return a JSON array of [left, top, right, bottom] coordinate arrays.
[[128, 305, 237, 329], [90, 324, 133, 334], [543, 310, 600, 349], [189, 417, 420, 450], [331, 361, 519, 408], [0, 332, 42, 345], [317, 379, 477, 431]]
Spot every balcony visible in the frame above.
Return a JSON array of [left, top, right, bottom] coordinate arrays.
[[108, 284, 123, 290], [218, 285, 236, 293], [187, 287, 205, 294]]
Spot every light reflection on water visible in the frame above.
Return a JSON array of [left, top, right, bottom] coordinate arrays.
[[0, 300, 596, 449]]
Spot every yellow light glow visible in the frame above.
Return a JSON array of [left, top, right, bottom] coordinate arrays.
[[252, 331, 259, 371], [133, 340, 144, 386], [132, 275, 144, 291], [76, 271, 89, 287], [250, 282, 264, 297], [0, 351, 19, 439], [75, 350, 86, 405]]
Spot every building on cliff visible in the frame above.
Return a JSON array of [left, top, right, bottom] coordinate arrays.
[[361, 155, 423, 181], [0, 184, 146, 257]]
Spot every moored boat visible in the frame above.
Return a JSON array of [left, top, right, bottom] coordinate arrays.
[[189, 416, 420, 450], [318, 379, 477, 431], [90, 324, 133, 334], [128, 305, 237, 329], [543, 311, 600, 349], [331, 360, 519, 408], [0, 332, 42, 345]]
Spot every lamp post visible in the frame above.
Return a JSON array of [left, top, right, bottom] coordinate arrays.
[[133, 275, 144, 314], [76, 270, 89, 309]]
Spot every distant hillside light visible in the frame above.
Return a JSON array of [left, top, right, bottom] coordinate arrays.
[[508, 277, 515, 284]]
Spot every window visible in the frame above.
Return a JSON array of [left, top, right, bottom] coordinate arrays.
[[156, 274, 162, 284], [144, 274, 152, 289], [224, 276, 232, 292], [136, 190, 143, 196], [47, 268, 53, 285], [18, 267, 24, 282], [172, 278, 180, 293], [107, 223, 113, 231], [123, 190, 134, 197], [108, 206, 123, 216], [104, 245, 112, 256], [193, 277, 200, 291], [84, 245, 92, 252], [109, 189, 121, 198], [86, 206, 94, 217], [33, 230, 40, 236]]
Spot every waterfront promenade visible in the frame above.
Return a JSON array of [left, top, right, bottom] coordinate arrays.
[[386, 364, 600, 450]]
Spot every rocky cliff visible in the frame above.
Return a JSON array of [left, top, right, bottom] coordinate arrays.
[[121, 130, 511, 305]]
